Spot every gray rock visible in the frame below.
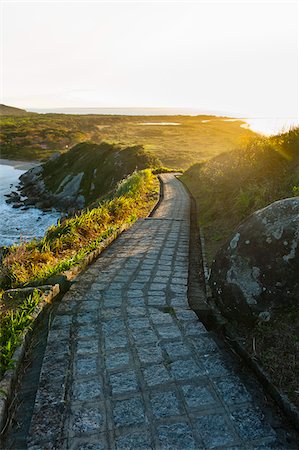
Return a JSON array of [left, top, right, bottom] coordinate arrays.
[[210, 197, 299, 325]]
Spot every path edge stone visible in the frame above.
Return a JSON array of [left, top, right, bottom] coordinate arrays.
[[0, 284, 60, 436]]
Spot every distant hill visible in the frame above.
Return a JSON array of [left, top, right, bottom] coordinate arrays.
[[0, 104, 28, 115]]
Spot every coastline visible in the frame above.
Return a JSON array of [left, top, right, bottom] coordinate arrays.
[[0, 159, 39, 170]]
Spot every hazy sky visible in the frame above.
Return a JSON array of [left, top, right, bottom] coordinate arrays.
[[1, 1, 298, 118]]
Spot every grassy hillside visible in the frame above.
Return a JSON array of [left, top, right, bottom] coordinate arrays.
[[40, 141, 160, 207], [0, 113, 257, 168], [0, 104, 28, 116], [181, 126, 299, 263]]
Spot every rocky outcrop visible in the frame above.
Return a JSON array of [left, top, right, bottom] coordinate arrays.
[[210, 197, 299, 326], [5, 163, 85, 213], [5, 141, 160, 213]]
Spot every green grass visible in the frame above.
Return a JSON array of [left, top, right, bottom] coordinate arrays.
[[0, 113, 257, 168], [0, 290, 41, 376], [1, 169, 159, 289], [181, 126, 299, 263]]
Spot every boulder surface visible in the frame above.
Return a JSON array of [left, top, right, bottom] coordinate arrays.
[[210, 197, 299, 325]]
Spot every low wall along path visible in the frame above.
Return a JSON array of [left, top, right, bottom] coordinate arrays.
[[5, 175, 296, 449]]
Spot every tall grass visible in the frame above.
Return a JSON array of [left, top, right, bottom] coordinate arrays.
[[0, 290, 41, 375]]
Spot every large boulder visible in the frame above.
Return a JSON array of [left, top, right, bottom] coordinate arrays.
[[210, 197, 299, 326]]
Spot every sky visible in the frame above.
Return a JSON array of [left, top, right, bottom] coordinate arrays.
[[1, 1, 298, 122]]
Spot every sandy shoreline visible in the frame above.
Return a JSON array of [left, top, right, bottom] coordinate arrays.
[[0, 159, 39, 170]]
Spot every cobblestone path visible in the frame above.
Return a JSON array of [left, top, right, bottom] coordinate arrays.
[[24, 175, 291, 449]]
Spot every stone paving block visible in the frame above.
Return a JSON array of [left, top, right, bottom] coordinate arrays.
[[138, 270, 153, 276], [69, 403, 105, 437], [132, 328, 157, 345], [194, 413, 237, 448], [57, 300, 79, 314], [183, 321, 208, 336], [47, 326, 70, 343], [74, 356, 98, 377], [181, 384, 218, 410], [112, 396, 147, 428], [43, 346, 70, 365], [202, 354, 234, 377], [170, 359, 205, 380], [28, 404, 64, 445], [109, 370, 139, 395], [106, 351, 130, 370], [143, 364, 171, 386], [153, 276, 168, 284], [127, 289, 143, 298], [170, 285, 188, 295], [77, 325, 99, 339], [149, 283, 167, 291], [150, 391, 181, 418], [52, 315, 72, 329], [79, 301, 100, 312], [76, 312, 99, 325], [68, 435, 107, 450], [115, 430, 152, 450], [102, 318, 126, 333], [126, 306, 147, 317], [72, 378, 103, 402], [150, 309, 174, 325], [136, 345, 164, 365], [27, 440, 66, 450], [230, 406, 275, 440], [129, 283, 145, 290], [104, 331, 128, 350], [213, 376, 252, 405], [128, 317, 151, 330], [41, 359, 68, 381], [156, 324, 182, 340], [171, 295, 189, 307], [101, 309, 123, 321], [174, 309, 198, 321], [163, 341, 192, 359], [108, 282, 126, 290], [157, 422, 198, 450], [103, 297, 123, 308], [103, 289, 122, 299], [34, 380, 66, 407], [128, 297, 146, 307], [147, 295, 167, 306], [192, 336, 218, 355]]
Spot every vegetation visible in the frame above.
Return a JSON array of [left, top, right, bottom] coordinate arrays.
[[39, 141, 160, 207], [0, 112, 256, 168], [1, 170, 159, 289], [0, 290, 41, 376], [181, 126, 299, 408], [245, 306, 299, 408], [181, 126, 299, 263]]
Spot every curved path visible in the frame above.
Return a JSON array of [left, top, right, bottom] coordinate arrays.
[[6, 175, 294, 449]]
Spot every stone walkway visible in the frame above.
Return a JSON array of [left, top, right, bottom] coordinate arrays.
[[17, 175, 293, 448]]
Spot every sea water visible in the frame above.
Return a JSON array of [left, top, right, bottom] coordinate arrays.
[[0, 162, 60, 247]]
